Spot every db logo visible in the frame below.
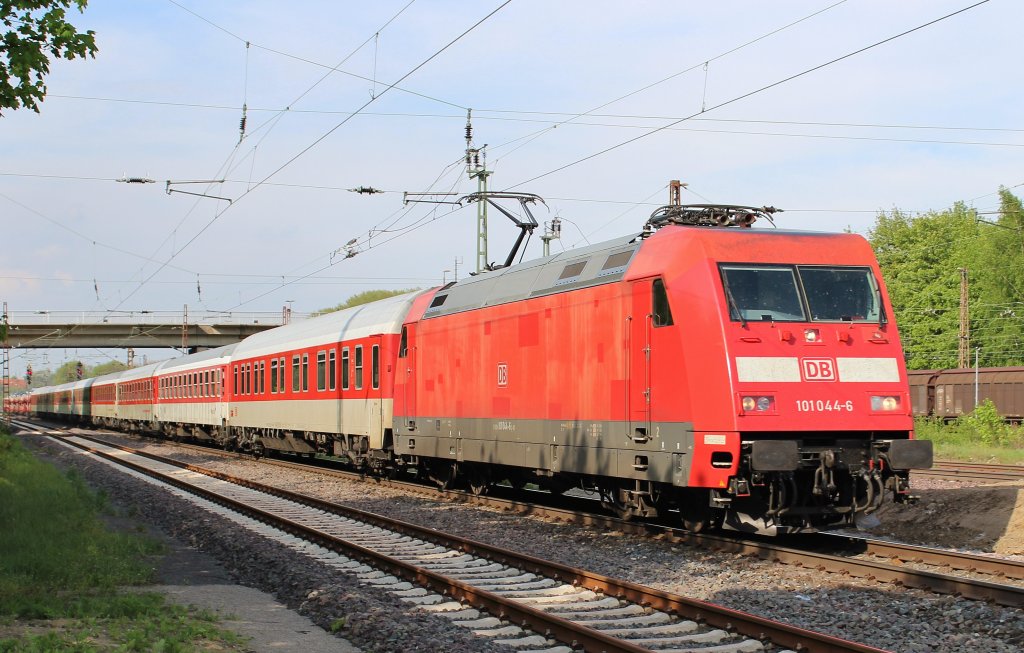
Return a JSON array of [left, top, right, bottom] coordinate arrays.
[[801, 358, 836, 381], [497, 363, 509, 387]]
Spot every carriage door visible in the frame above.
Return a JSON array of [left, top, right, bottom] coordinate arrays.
[[628, 280, 654, 442], [395, 323, 417, 433], [368, 335, 385, 449]]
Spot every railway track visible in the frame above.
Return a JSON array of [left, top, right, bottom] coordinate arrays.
[[916, 461, 1024, 483], [21, 422, 894, 653], [13, 419, 1024, 609]]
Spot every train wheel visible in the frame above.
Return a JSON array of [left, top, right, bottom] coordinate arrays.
[[467, 468, 491, 496], [423, 460, 458, 490], [678, 489, 713, 533]]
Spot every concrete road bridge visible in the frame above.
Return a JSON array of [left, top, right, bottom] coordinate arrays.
[[0, 310, 308, 351]]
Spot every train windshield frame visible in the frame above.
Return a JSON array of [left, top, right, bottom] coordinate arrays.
[[720, 264, 885, 324]]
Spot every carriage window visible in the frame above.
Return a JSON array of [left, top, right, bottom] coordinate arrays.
[[259, 362, 265, 394], [328, 350, 336, 391], [652, 278, 674, 327], [271, 359, 278, 393], [342, 348, 350, 390], [278, 358, 285, 392], [798, 266, 883, 323], [302, 354, 309, 392], [372, 344, 380, 389], [720, 265, 806, 322], [317, 351, 326, 391], [292, 356, 300, 392], [355, 346, 364, 390], [399, 326, 408, 358]]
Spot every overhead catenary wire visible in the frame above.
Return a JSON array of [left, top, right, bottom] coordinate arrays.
[[490, 0, 852, 164], [109, 2, 509, 314], [503, 0, 994, 191]]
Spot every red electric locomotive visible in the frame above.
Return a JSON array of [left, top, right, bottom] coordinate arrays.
[[23, 203, 931, 535], [393, 205, 931, 534]]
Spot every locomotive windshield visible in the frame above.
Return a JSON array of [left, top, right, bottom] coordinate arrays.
[[720, 264, 883, 323]]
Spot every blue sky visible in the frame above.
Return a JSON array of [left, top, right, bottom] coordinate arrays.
[[1, 0, 1020, 373]]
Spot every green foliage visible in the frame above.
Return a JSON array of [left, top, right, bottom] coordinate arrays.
[[914, 415, 1024, 464], [0, 433, 160, 617], [51, 359, 83, 383], [957, 399, 1014, 446], [0, 434, 247, 651], [88, 360, 128, 377], [869, 189, 1024, 369], [0, 0, 98, 114], [314, 288, 419, 316]]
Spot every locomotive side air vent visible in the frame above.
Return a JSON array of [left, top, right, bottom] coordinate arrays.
[[597, 250, 635, 277], [425, 294, 448, 313], [554, 260, 588, 286]]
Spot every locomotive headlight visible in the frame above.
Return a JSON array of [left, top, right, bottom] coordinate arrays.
[[804, 328, 819, 342], [871, 395, 901, 411], [741, 395, 774, 413]]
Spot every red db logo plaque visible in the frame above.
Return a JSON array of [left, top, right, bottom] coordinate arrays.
[[801, 358, 836, 381], [497, 363, 509, 387]]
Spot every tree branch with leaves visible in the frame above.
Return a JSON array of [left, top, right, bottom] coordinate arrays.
[[1, 0, 97, 115]]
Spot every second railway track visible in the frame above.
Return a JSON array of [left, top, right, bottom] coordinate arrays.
[[33, 426, 901, 653], [19, 419, 1024, 610]]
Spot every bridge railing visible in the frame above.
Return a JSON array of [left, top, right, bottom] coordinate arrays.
[[7, 310, 310, 325]]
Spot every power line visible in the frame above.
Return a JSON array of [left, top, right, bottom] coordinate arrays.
[[0, 191, 198, 275], [113, 2, 511, 312], [505, 0, 993, 190], [165, 0, 464, 111], [491, 0, 852, 163]]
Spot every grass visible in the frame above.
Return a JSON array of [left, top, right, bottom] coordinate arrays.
[[0, 429, 248, 652], [914, 400, 1024, 465]]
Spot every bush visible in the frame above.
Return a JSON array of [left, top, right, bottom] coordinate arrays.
[[957, 399, 1013, 446]]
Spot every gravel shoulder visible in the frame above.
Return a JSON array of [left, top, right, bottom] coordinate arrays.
[[25, 433, 1024, 653], [871, 474, 1024, 556]]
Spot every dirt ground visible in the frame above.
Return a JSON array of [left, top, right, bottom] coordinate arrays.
[[871, 476, 1024, 555]]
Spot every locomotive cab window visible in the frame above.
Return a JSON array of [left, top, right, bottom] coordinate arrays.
[[652, 278, 674, 327], [720, 264, 885, 324], [798, 266, 883, 323], [399, 326, 408, 358], [720, 265, 806, 322]]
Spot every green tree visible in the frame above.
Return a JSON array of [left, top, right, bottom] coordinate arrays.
[[314, 288, 419, 316], [870, 190, 1024, 370], [88, 360, 127, 378], [1, 0, 97, 114], [970, 188, 1024, 366], [870, 203, 980, 369], [51, 359, 83, 383]]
